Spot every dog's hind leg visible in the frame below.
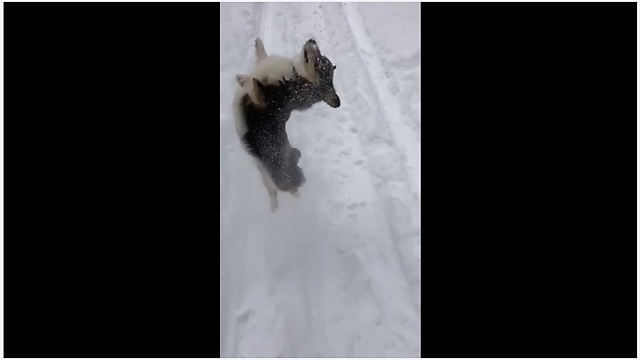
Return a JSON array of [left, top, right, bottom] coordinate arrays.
[[268, 190, 278, 211], [257, 162, 279, 212], [255, 38, 268, 64]]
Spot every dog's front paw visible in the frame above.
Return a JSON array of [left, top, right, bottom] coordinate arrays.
[[289, 148, 302, 165]]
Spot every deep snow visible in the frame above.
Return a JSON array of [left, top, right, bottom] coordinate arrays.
[[220, 3, 421, 357]]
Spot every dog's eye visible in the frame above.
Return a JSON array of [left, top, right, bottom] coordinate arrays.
[[333, 65, 337, 70]]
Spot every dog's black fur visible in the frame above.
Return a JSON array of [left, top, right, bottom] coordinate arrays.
[[287, 60, 340, 110], [295, 39, 341, 110], [240, 79, 306, 192]]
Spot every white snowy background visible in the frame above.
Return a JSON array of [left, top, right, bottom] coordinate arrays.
[[219, 2, 421, 357]]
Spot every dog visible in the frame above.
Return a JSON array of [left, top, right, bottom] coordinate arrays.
[[232, 38, 341, 211], [234, 74, 306, 211]]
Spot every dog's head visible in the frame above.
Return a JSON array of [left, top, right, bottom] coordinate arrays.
[[297, 39, 341, 109]]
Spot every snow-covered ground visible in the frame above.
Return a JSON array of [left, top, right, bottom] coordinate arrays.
[[219, 3, 421, 357]]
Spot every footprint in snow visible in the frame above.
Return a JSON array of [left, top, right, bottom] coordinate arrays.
[[346, 201, 367, 210]]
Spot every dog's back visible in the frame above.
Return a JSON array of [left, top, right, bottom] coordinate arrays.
[[237, 77, 306, 192], [252, 55, 299, 86], [232, 52, 298, 139]]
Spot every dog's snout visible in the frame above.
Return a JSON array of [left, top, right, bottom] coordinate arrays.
[[326, 94, 341, 108]]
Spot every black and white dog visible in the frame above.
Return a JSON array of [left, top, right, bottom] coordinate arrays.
[[233, 38, 340, 211]]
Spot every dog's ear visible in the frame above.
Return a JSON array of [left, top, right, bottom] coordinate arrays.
[[236, 74, 265, 106], [253, 78, 267, 93], [236, 74, 250, 88], [251, 79, 267, 106]]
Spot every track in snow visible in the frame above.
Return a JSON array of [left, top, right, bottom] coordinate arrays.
[[220, 3, 421, 357]]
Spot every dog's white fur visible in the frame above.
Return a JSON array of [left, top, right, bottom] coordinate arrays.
[[253, 38, 319, 83], [232, 38, 318, 212]]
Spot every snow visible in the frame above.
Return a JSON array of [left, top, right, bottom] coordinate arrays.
[[219, 3, 421, 357]]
